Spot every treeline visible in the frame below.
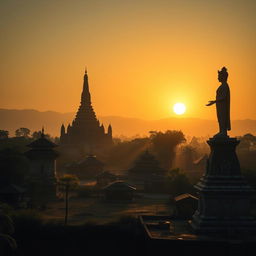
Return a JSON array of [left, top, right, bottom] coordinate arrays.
[[0, 127, 58, 141], [0, 127, 59, 152], [104, 130, 186, 171]]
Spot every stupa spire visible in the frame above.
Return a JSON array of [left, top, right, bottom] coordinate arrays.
[[59, 69, 113, 153], [73, 69, 97, 124], [41, 126, 45, 138], [81, 67, 91, 105]]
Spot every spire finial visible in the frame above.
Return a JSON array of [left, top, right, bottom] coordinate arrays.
[[41, 126, 45, 138], [85, 66, 87, 75]]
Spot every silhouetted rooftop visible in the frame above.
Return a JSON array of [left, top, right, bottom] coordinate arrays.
[[27, 135, 57, 149], [77, 155, 104, 167], [103, 181, 136, 191], [174, 193, 198, 202], [96, 171, 116, 179]]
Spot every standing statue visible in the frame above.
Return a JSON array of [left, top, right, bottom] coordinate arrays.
[[206, 67, 231, 137]]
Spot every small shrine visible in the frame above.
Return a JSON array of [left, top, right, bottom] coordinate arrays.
[[103, 181, 136, 201], [76, 154, 104, 179], [25, 128, 58, 201], [128, 150, 167, 191]]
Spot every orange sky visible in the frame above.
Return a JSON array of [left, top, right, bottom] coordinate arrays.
[[1, 0, 256, 120]]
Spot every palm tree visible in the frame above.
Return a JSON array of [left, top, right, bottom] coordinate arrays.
[[58, 174, 79, 225]]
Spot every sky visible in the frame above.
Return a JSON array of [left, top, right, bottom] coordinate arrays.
[[0, 0, 256, 120]]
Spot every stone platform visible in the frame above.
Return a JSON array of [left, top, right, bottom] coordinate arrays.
[[140, 215, 256, 256], [191, 136, 256, 233]]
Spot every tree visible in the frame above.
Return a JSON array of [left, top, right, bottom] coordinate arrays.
[[238, 133, 256, 151], [15, 128, 30, 138], [58, 175, 79, 225], [0, 130, 9, 139], [106, 137, 150, 169], [0, 148, 30, 186], [150, 130, 186, 170], [179, 145, 197, 171]]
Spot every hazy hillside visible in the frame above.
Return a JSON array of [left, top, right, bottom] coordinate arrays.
[[0, 109, 255, 138]]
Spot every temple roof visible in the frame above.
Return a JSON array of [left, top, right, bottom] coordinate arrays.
[[26, 129, 58, 158], [129, 150, 166, 174], [73, 71, 98, 125], [134, 150, 159, 164], [60, 71, 113, 149], [27, 135, 57, 149], [77, 154, 104, 167], [174, 193, 198, 202], [103, 181, 136, 191], [96, 171, 116, 179]]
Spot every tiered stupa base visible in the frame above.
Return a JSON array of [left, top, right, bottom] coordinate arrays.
[[191, 137, 256, 234]]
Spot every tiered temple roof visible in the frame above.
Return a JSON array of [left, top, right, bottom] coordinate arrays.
[[129, 150, 166, 176], [60, 70, 113, 154], [26, 128, 58, 159]]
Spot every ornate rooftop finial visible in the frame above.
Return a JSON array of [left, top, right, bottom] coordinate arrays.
[[85, 66, 87, 75], [41, 126, 45, 138]]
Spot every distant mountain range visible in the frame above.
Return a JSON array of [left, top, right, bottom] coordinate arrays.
[[0, 108, 256, 138]]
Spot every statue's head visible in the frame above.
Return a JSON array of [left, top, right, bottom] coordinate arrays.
[[218, 67, 228, 82]]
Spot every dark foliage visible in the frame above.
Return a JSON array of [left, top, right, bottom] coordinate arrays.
[[150, 130, 186, 170], [15, 128, 30, 138], [166, 168, 195, 196], [11, 214, 146, 256], [9, 212, 256, 256], [0, 148, 30, 186], [105, 137, 150, 169], [0, 130, 9, 139], [0, 137, 33, 153]]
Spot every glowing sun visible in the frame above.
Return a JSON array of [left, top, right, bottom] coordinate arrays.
[[173, 103, 186, 115]]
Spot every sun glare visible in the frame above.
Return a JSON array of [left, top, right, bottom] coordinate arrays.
[[173, 103, 186, 115]]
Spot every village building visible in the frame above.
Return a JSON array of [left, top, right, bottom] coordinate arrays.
[[66, 154, 105, 180], [128, 150, 167, 191], [76, 154, 104, 180], [103, 181, 136, 201], [25, 128, 58, 202], [96, 171, 117, 188]]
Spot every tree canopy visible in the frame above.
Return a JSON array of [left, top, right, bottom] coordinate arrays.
[[0, 130, 9, 139], [15, 128, 30, 138], [150, 130, 186, 170], [0, 148, 30, 186]]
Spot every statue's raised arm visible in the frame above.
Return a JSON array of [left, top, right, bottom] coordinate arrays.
[[206, 67, 231, 137]]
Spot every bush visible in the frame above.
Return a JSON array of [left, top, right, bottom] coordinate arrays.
[[11, 210, 43, 231]]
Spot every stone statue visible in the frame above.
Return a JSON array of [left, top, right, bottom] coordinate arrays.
[[206, 67, 231, 137], [192, 68, 256, 234]]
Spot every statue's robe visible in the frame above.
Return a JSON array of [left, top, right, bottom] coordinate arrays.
[[216, 82, 231, 132]]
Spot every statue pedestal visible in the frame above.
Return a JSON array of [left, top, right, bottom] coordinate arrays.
[[191, 137, 256, 234]]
